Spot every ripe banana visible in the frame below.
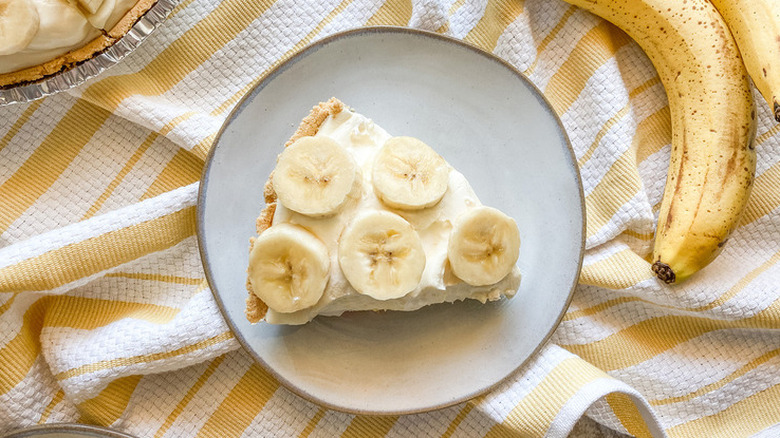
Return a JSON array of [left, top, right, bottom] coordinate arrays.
[[248, 223, 330, 313], [273, 136, 359, 217], [448, 206, 520, 286], [338, 210, 426, 300], [0, 0, 40, 56], [710, 0, 780, 122], [372, 136, 450, 210], [561, 0, 757, 283]]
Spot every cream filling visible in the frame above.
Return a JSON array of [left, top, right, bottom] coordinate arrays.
[[0, 0, 136, 75], [87, 0, 137, 30], [263, 109, 521, 325]]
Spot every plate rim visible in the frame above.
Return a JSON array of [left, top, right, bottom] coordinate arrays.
[[196, 25, 586, 416], [1, 423, 138, 438]]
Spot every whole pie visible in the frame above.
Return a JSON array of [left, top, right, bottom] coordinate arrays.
[[0, 0, 157, 87], [246, 98, 522, 325]]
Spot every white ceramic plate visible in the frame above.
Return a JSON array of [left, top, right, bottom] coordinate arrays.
[[198, 27, 584, 415], [1, 424, 136, 438]]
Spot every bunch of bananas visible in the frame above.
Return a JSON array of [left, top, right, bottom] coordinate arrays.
[[561, 0, 780, 284]]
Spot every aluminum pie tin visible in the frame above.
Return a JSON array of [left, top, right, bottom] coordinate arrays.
[[0, 0, 177, 106]]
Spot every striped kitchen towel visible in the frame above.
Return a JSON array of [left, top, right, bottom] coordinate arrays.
[[1, 0, 779, 437]]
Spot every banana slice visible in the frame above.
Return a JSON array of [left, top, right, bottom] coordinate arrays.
[[273, 136, 358, 217], [77, 0, 103, 14], [0, 0, 40, 56], [248, 223, 330, 314], [448, 206, 520, 286], [372, 136, 450, 210], [84, 0, 114, 29], [338, 210, 426, 300]]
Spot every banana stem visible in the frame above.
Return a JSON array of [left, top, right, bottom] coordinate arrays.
[[775, 101, 780, 122], [651, 261, 675, 284]]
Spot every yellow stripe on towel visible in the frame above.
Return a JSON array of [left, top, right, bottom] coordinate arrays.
[[485, 357, 607, 437], [0, 206, 196, 293]]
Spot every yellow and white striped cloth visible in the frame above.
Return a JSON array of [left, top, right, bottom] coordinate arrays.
[[2, 0, 779, 436]]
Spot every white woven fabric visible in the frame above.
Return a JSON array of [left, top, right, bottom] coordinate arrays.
[[2, 0, 780, 437]]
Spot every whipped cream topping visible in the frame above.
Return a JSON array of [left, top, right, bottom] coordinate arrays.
[[88, 0, 138, 29], [264, 109, 521, 324], [0, 0, 136, 75]]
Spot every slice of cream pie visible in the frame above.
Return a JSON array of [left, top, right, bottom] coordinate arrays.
[[0, 0, 156, 87], [246, 98, 521, 325]]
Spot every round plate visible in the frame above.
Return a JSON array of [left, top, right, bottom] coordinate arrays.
[[1, 424, 137, 438], [198, 27, 585, 415]]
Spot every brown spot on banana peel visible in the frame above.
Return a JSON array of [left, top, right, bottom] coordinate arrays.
[[714, 123, 749, 205], [663, 129, 689, 233], [723, 129, 740, 181], [686, 167, 711, 225]]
